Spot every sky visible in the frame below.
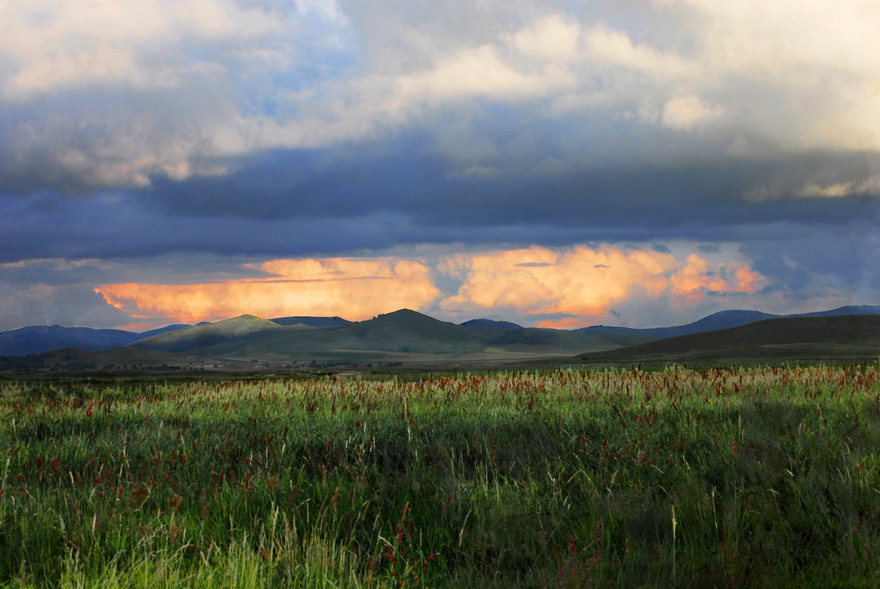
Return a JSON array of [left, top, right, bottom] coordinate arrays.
[[1, 0, 879, 332]]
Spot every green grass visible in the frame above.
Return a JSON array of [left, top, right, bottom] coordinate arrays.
[[2, 367, 880, 587]]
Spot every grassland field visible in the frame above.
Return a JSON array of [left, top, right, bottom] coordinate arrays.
[[2, 365, 880, 587]]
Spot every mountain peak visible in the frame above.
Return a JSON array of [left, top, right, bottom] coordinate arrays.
[[460, 318, 523, 330], [384, 308, 419, 316], [222, 314, 266, 322], [370, 309, 433, 322], [270, 316, 352, 329]]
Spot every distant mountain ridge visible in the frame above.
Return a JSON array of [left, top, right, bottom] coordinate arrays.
[[0, 323, 189, 356], [577, 314, 880, 365], [793, 305, 880, 318], [458, 318, 525, 342], [460, 319, 523, 330], [577, 305, 880, 339], [3, 304, 880, 361], [139, 308, 652, 361], [577, 310, 779, 339], [0, 315, 353, 358]]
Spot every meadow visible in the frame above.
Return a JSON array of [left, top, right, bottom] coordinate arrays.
[[2, 366, 880, 587]]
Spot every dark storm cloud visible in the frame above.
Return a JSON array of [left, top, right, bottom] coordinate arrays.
[[4, 142, 879, 266], [137, 137, 880, 237]]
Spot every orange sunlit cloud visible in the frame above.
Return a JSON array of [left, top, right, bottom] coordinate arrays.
[[96, 258, 441, 324], [439, 246, 763, 328], [95, 246, 764, 328], [667, 255, 762, 303]]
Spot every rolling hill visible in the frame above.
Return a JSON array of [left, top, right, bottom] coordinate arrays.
[[227, 309, 486, 359], [270, 316, 352, 328], [0, 324, 189, 356], [576, 315, 880, 366], [5, 304, 879, 359], [460, 319, 523, 330], [179, 323, 318, 357], [577, 305, 880, 339], [576, 310, 780, 339], [795, 305, 880, 318], [0, 316, 350, 358], [222, 309, 658, 363], [129, 315, 282, 353], [5, 306, 880, 372], [459, 318, 524, 341]]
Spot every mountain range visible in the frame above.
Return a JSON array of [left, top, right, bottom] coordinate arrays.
[[126, 309, 648, 360], [0, 315, 352, 357], [2, 305, 879, 371], [0, 323, 190, 356]]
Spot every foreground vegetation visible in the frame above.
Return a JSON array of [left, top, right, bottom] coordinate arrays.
[[2, 366, 880, 587]]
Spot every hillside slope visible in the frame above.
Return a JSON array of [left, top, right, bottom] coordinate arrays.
[[577, 310, 780, 339], [270, 316, 352, 329], [130, 315, 281, 353], [577, 305, 880, 340], [231, 309, 486, 358], [0, 324, 190, 356], [577, 315, 880, 365]]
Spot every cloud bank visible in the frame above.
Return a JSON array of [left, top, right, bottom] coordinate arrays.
[[93, 246, 762, 328], [3, 0, 880, 194]]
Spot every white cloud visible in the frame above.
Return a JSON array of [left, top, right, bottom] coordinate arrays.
[[582, 25, 690, 79], [511, 15, 581, 62], [389, 45, 575, 108], [0, 0, 301, 187], [674, 0, 880, 151], [0, 0, 282, 101], [4, 0, 880, 192], [660, 92, 725, 131], [679, 0, 880, 75]]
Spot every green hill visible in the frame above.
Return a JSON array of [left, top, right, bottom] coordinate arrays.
[[130, 315, 281, 353], [187, 323, 316, 357], [576, 315, 880, 366], [226, 310, 657, 363], [459, 319, 522, 341], [344, 309, 483, 348], [270, 316, 352, 329], [230, 309, 486, 359]]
